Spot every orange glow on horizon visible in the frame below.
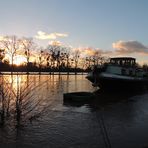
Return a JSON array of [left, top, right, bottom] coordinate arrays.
[[13, 56, 27, 65], [5, 54, 27, 65]]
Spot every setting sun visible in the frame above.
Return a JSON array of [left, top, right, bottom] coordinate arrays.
[[5, 54, 27, 65], [13, 55, 27, 65]]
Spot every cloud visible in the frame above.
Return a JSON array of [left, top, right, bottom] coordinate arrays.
[[0, 36, 4, 41], [82, 47, 111, 57], [0, 36, 7, 41], [35, 31, 68, 40], [112, 40, 148, 55], [72, 47, 111, 58], [49, 40, 62, 46], [82, 47, 96, 56], [71, 40, 148, 59]]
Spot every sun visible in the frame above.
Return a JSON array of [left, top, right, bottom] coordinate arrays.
[[13, 55, 27, 66]]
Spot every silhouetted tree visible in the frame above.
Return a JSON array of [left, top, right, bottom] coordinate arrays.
[[62, 47, 71, 74], [0, 49, 5, 62], [85, 56, 93, 69], [19, 38, 35, 73], [45, 52, 51, 71], [0, 35, 110, 73], [38, 49, 45, 74], [72, 49, 80, 74], [47, 41, 65, 74], [0, 75, 50, 127], [0, 36, 19, 73]]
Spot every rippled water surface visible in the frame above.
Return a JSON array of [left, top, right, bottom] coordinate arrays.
[[1, 74, 148, 148]]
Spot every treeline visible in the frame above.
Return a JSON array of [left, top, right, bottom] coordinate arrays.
[[0, 35, 108, 74]]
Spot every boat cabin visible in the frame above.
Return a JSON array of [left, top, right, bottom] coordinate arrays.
[[110, 57, 136, 66], [106, 57, 136, 76]]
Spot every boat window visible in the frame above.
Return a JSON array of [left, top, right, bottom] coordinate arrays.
[[110, 58, 136, 67]]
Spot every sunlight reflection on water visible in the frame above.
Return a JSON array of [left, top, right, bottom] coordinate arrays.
[[1, 74, 96, 121]]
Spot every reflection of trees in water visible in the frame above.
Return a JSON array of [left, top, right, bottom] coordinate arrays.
[[0, 74, 50, 128], [0, 74, 94, 128], [47, 75, 64, 96]]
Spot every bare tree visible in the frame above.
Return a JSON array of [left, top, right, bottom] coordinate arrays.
[[85, 56, 93, 70], [0, 75, 50, 127], [0, 49, 5, 62], [38, 49, 45, 74], [45, 52, 51, 70], [19, 38, 35, 73], [72, 49, 80, 75], [62, 46, 71, 74], [0, 75, 15, 126], [0, 36, 19, 72], [47, 41, 65, 74]]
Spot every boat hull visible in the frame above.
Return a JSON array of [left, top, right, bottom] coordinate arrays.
[[86, 72, 148, 91]]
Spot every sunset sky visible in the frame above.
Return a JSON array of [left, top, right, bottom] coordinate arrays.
[[0, 0, 148, 64]]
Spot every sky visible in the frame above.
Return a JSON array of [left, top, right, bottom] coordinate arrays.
[[0, 0, 148, 63]]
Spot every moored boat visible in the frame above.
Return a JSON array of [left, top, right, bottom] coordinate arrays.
[[86, 57, 148, 90]]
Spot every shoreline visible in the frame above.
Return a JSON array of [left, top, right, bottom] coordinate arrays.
[[0, 72, 88, 75]]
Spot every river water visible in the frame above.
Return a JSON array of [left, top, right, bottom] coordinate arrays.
[[1, 74, 148, 148]]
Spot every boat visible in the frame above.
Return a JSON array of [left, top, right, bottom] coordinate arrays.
[[86, 57, 148, 90], [63, 92, 95, 102]]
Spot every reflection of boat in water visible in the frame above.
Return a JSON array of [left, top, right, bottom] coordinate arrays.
[[86, 57, 148, 90]]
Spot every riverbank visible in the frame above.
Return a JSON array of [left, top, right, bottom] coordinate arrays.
[[0, 72, 88, 75]]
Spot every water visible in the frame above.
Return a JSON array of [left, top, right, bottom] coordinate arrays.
[[1, 74, 148, 148]]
